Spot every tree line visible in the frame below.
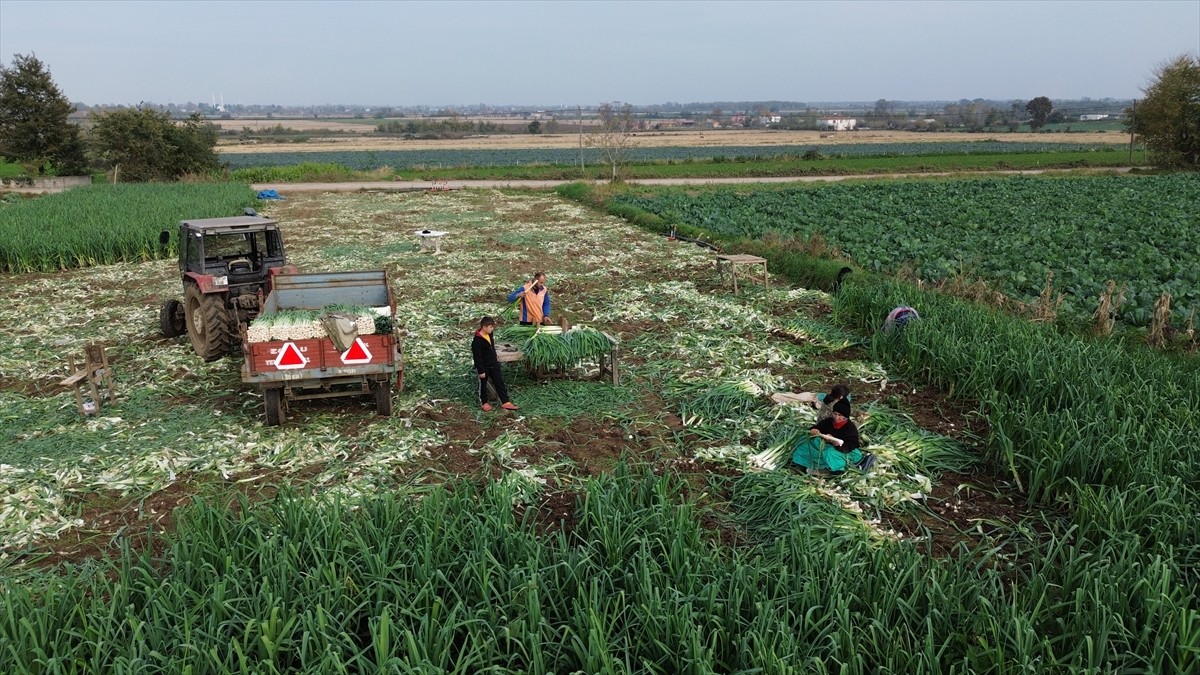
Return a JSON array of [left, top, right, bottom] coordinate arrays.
[[0, 54, 220, 181], [375, 117, 507, 138]]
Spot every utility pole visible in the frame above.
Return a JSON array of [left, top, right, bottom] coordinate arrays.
[[578, 105, 584, 172]]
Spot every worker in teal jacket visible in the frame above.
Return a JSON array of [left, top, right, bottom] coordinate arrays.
[[507, 272, 552, 325]]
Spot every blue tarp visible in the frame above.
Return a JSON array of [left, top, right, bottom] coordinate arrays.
[[256, 189, 285, 200]]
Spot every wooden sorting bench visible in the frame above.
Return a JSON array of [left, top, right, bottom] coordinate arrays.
[[715, 254, 769, 295], [493, 331, 620, 385]]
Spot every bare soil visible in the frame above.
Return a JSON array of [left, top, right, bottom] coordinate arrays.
[[525, 418, 631, 477], [0, 374, 62, 397], [513, 488, 580, 536], [17, 471, 293, 569], [879, 469, 1035, 558]]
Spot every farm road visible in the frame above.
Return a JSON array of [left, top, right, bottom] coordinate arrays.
[[252, 167, 1132, 193]]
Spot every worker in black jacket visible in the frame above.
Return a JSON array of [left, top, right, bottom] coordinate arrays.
[[471, 316, 518, 412]]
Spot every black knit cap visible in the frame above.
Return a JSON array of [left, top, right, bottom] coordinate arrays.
[[832, 400, 852, 418]]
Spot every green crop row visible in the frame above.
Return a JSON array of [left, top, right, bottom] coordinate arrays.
[[613, 173, 1200, 327], [222, 141, 1126, 170], [228, 162, 358, 183], [0, 184, 258, 273], [837, 275, 1200, 528], [3, 469, 1196, 673], [832, 277, 1200, 661]]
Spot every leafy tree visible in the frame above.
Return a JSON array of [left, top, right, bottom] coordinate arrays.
[[0, 53, 87, 175], [88, 107, 220, 182], [588, 103, 637, 181], [1026, 96, 1053, 130], [942, 102, 961, 127], [527, 119, 541, 134], [1127, 54, 1200, 168]]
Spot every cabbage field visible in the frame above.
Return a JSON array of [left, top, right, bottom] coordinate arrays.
[[221, 141, 1124, 170], [614, 173, 1200, 326]]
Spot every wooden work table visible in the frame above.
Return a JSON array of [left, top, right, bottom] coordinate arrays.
[[715, 254, 769, 295]]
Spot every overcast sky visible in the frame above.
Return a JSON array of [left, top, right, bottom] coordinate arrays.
[[1, 0, 1197, 107]]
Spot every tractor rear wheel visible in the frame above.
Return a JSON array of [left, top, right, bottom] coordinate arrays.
[[372, 381, 394, 417], [264, 387, 285, 426], [159, 299, 186, 338], [184, 284, 231, 361]]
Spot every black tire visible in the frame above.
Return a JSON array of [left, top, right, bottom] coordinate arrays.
[[264, 387, 285, 426], [373, 381, 394, 417], [184, 284, 231, 361], [159, 299, 186, 338]]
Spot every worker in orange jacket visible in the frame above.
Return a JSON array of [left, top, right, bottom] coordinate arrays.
[[507, 272, 552, 326]]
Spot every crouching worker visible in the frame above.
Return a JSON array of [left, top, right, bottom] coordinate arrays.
[[472, 316, 519, 412], [792, 399, 873, 475]]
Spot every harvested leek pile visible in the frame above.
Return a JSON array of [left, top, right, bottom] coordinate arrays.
[[496, 324, 615, 369], [775, 316, 863, 351], [245, 304, 391, 342]]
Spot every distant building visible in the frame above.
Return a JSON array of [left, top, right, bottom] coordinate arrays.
[[1079, 114, 1109, 121], [748, 114, 787, 125], [651, 119, 696, 129], [818, 116, 857, 131]]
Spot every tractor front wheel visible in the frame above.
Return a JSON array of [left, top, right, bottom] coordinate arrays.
[[264, 387, 285, 426], [159, 299, 186, 338], [184, 284, 231, 361]]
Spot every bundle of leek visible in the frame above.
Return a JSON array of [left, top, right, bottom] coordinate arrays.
[[519, 325, 613, 369]]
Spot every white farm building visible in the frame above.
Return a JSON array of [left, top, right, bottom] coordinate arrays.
[[817, 116, 857, 131]]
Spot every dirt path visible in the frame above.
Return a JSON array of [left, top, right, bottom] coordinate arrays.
[[252, 167, 1133, 193]]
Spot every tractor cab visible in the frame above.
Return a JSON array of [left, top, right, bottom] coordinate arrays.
[[174, 214, 287, 299], [159, 210, 295, 361]]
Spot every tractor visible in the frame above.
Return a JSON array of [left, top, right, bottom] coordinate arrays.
[[159, 209, 295, 360]]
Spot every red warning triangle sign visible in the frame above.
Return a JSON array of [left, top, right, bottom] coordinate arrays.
[[340, 338, 373, 365], [274, 342, 309, 370]]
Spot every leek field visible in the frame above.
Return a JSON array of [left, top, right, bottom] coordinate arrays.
[[1, 188, 1197, 672], [614, 173, 1200, 326], [0, 183, 258, 273]]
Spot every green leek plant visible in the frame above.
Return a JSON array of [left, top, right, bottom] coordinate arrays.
[[0, 183, 257, 273], [3, 466, 1197, 673]]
